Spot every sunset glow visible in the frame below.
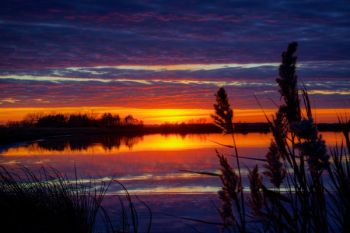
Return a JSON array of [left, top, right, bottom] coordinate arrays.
[[1, 1, 350, 232], [1, 1, 350, 123], [1, 107, 349, 124]]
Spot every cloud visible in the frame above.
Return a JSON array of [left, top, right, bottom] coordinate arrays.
[[0, 98, 20, 104], [0, 1, 349, 69], [0, 0, 349, 112], [308, 90, 350, 95]]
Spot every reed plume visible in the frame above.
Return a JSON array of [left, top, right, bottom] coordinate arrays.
[[263, 141, 286, 188], [212, 87, 247, 232], [276, 41, 301, 124], [248, 166, 264, 216], [212, 87, 234, 134]]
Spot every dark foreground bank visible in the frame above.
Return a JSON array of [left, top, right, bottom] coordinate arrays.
[[0, 166, 152, 233]]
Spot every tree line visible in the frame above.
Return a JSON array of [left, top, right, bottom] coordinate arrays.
[[8, 112, 143, 128]]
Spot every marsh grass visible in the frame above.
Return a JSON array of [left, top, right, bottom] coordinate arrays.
[[0, 166, 151, 233], [210, 43, 350, 233]]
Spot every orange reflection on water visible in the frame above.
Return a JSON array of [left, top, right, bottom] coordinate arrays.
[[2, 133, 273, 156], [1, 132, 343, 158], [0, 132, 345, 194]]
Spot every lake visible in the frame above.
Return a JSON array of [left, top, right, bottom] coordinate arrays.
[[0, 132, 344, 232]]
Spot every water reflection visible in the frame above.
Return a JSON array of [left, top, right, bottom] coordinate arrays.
[[36, 135, 144, 152], [0, 132, 344, 233], [1, 135, 144, 155], [0, 132, 343, 195], [1, 131, 342, 156], [2, 133, 274, 156]]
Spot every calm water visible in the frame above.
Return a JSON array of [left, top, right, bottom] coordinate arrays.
[[0, 132, 344, 232]]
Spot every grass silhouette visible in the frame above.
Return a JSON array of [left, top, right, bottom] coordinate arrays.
[[0, 166, 151, 233], [211, 42, 350, 233]]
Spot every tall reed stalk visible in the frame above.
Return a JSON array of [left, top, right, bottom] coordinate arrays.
[[211, 42, 350, 233]]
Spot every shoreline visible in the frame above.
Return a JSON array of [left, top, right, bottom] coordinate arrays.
[[0, 122, 343, 146]]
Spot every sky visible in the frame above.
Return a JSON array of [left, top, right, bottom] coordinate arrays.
[[0, 0, 350, 123]]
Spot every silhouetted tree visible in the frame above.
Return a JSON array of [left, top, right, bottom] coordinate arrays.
[[100, 113, 120, 127], [67, 114, 93, 127], [37, 114, 67, 127], [124, 115, 137, 125]]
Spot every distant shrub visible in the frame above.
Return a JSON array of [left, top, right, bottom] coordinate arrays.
[[10, 112, 144, 128]]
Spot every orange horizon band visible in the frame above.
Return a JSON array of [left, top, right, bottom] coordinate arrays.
[[0, 107, 349, 124]]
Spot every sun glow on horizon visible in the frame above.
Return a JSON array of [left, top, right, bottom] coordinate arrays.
[[1, 107, 350, 124]]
